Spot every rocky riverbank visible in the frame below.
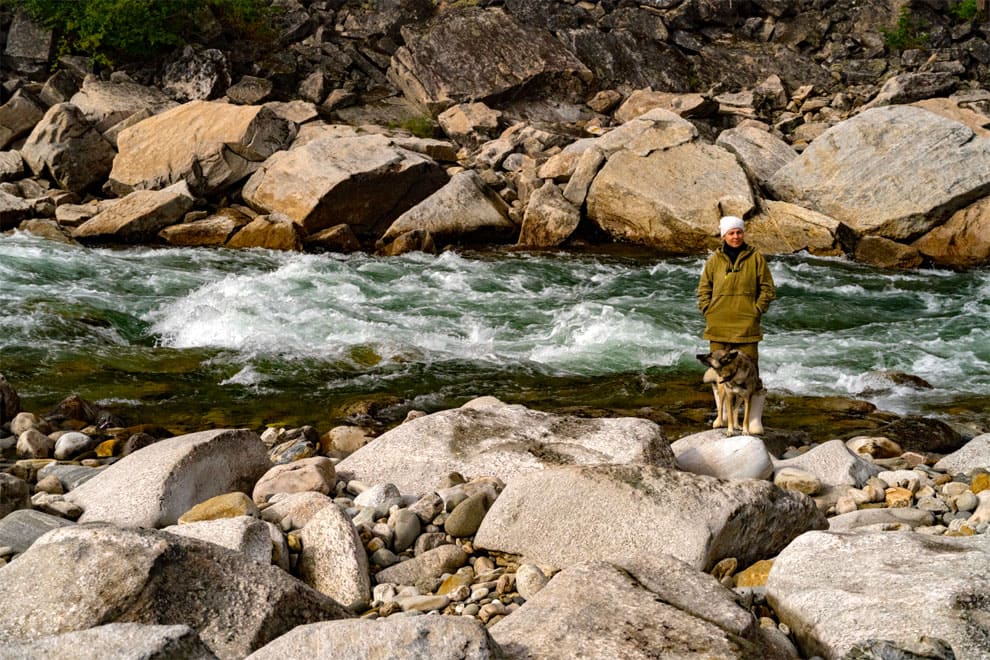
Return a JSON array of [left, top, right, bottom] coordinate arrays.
[[1, 375, 989, 658], [2, 1, 990, 269]]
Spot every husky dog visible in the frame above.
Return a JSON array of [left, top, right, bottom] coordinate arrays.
[[696, 349, 761, 435]]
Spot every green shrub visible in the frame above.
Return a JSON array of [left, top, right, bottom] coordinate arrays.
[[400, 116, 438, 139], [880, 7, 929, 51], [950, 0, 980, 21], [1, 0, 274, 68]]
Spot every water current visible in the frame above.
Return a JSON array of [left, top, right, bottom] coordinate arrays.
[[1, 231, 988, 436]]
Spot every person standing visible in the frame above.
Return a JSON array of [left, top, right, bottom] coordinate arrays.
[[697, 215, 775, 433]]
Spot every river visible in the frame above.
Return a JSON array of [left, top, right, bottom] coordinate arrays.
[[2, 231, 988, 438]]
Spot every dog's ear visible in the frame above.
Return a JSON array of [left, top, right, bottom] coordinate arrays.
[[724, 350, 739, 361]]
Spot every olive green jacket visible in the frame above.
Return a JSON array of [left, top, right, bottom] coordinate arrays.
[[697, 244, 776, 343]]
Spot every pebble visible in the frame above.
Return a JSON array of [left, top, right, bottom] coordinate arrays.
[[515, 564, 549, 600]]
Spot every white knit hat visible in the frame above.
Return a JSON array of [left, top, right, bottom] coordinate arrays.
[[719, 215, 745, 237]]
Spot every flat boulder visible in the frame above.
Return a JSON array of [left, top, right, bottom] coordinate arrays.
[[108, 100, 295, 196], [0, 524, 348, 658], [335, 397, 673, 497], [766, 531, 990, 659], [912, 195, 990, 268], [934, 433, 990, 475], [163, 516, 277, 566], [0, 623, 215, 660], [771, 439, 881, 490], [65, 429, 271, 528], [0, 508, 73, 555], [490, 561, 779, 659], [586, 110, 753, 252], [767, 105, 990, 241], [73, 182, 195, 243], [241, 133, 447, 239], [225, 213, 305, 251], [379, 170, 515, 249], [388, 7, 592, 114], [715, 124, 798, 190], [20, 103, 116, 194], [474, 464, 826, 572], [246, 616, 499, 660], [744, 200, 844, 256], [159, 208, 251, 247], [70, 76, 178, 133], [0, 189, 31, 231], [671, 431, 774, 480]]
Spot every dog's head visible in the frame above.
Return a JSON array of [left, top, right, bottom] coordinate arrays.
[[696, 349, 739, 371]]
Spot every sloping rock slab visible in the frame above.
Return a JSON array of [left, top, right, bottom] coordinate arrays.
[[0, 623, 215, 660], [70, 76, 178, 133], [767, 105, 990, 240], [716, 124, 798, 190], [246, 615, 498, 659], [474, 464, 826, 572], [0, 524, 347, 658], [388, 7, 592, 114], [0, 508, 74, 554], [766, 531, 990, 659], [73, 182, 194, 243], [335, 398, 673, 497], [934, 432, 990, 475], [241, 133, 447, 238], [65, 429, 271, 528], [489, 562, 774, 659], [108, 100, 295, 196], [771, 439, 881, 489], [380, 170, 514, 247]]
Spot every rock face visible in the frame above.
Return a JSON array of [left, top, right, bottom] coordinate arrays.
[[379, 169, 515, 249], [107, 100, 296, 196], [241, 133, 447, 239], [474, 464, 826, 572], [768, 106, 990, 241], [20, 103, 116, 194], [0, 623, 216, 660], [766, 531, 990, 659], [0, 524, 348, 659], [65, 429, 271, 528], [246, 616, 499, 660], [490, 561, 773, 659], [586, 110, 753, 252], [73, 182, 195, 243], [388, 7, 592, 114], [335, 398, 673, 497]]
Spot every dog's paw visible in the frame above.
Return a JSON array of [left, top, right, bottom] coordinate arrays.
[[712, 419, 724, 429]]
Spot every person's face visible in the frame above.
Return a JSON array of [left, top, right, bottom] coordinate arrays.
[[724, 228, 744, 248]]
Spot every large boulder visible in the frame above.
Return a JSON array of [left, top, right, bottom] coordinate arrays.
[[517, 180, 581, 248], [474, 464, 826, 572], [162, 46, 231, 102], [912, 195, 990, 268], [69, 76, 178, 134], [379, 170, 515, 249], [73, 182, 195, 243], [107, 100, 295, 196], [241, 133, 447, 239], [158, 208, 251, 247], [771, 439, 881, 491], [489, 561, 784, 659], [744, 201, 844, 256], [766, 531, 990, 659], [65, 429, 271, 528], [246, 616, 499, 660], [335, 397, 673, 497], [298, 502, 371, 612], [715, 124, 798, 191], [767, 105, 990, 241], [3, 11, 54, 77], [671, 431, 775, 480], [934, 433, 990, 475], [162, 516, 278, 567], [20, 103, 117, 194], [0, 89, 46, 149], [586, 110, 754, 252], [0, 524, 348, 658], [387, 7, 592, 114], [0, 623, 215, 660], [0, 473, 31, 519], [0, 190, 32, 231], [0, 509, 74, 555]]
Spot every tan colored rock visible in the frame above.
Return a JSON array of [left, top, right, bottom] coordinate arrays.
[[912, 195, 990, 268], [305, 223, 362, 254], [854, 235, 923, 270], [178, 492, 259, 524], [773, 467, 822, 496], [242, 134, 446, 238], [735, 559, 774, 587], [70, 76, 177, 133], [614, 90, 715, 123], [108, 100, 295, 196], [20, 103, 116, 194], [562, 146, 605, 207], [845, 435, 903, 459], [745, 201, 843, 256], [437, 102, 502, 144], [716, 124, 798, 189], [517, 181, 580, 248], [226, 213, 305, 251], [378, 229, 437, 256], [74, 182, 194, 243], [252, 457, 336, 505], [159, 207, 251, 247], [0, 90, 46, 149], [912, 97, 990, 137], [586, 141, 753, 252], [379, 169, 513, 247], [768, 105, 990, 241]]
